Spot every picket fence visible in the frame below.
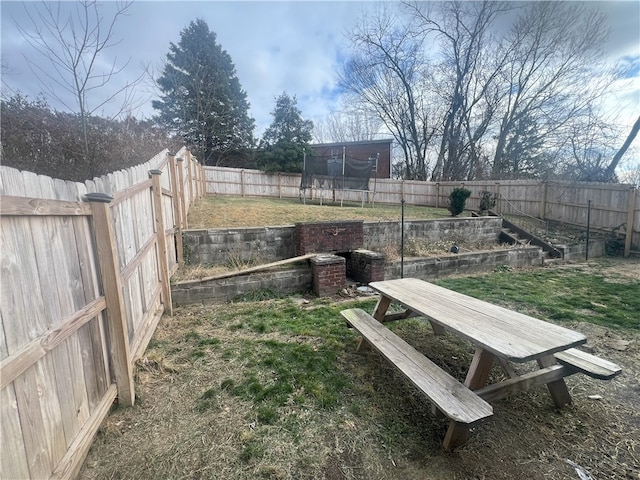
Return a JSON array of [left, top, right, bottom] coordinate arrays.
[[205, 166, 639, 255], [0, 147, 204, 480]]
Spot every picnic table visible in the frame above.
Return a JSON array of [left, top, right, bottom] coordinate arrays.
[[341, 277, 621, 450]]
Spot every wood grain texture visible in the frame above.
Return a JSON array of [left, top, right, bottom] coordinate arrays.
[[341, 308, 493, 425], [0, 297, 106, 390], [475, 365, 571, 402], [50, 385, 117, 480], [537, 355, 572, 408], [0, 195, 91, 216], [25, 174, 74, 457], [0, 147, 182, 479], [89, 200, 135, 406], [369, 278, 586, 362], [0, 383, 30, 479], [555, 348, 622, 380], [464, 348, 496, 390]]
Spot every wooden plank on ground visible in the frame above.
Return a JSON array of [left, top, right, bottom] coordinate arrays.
[[177, 253, 317, 285]]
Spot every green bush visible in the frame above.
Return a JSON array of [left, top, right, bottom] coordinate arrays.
[[448, 188, 471, 216], [479, 190, 497, 211]]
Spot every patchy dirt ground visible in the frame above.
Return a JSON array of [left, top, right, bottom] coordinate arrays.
[[79, 258, 639, 480]]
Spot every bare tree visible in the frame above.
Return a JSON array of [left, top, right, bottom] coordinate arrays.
[[16, 0, 145, 176], [618, 159, 640, 187], [339, 6, 437, 180], [604, 116, 640, 180], [313, 107, 384, 143], [559, 106, 619, 181], [408, 1, 513, 181], [490, 2, 611, 179], [342, 1, 622, 182]]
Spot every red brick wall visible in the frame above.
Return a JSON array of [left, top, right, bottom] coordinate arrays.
[[347, 249, 386, 284], [296, 221, 364, 255], [311, 255, 346, 296]]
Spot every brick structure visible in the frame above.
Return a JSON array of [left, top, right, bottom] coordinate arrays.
[[347, 249, 386, 284], [310, 254, 346, 296], [296, 220, 364, 255]]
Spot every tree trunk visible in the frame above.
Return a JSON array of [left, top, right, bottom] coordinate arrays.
[[604, 116, 640, 181]]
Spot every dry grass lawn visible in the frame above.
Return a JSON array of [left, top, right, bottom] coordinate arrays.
[[186, 196, 452, 229], [79, 259, 640, 480]]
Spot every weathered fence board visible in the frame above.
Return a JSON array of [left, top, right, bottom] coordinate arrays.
[[0, 146, 203, 479], [204, 166, 639, 253]]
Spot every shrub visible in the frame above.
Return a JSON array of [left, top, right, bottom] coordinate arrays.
[[479, 191, 497, 211], [448, 188, 471, 216]]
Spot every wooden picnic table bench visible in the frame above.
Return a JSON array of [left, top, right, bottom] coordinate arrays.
[[341, 308, 493, 449], [342, 278, 622, 450]]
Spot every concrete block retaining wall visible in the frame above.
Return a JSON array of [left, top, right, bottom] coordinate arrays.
[[387, 247, 543, 281], [363, 217, 502, 252], [184, 217, 503, 265], [185, 226, 295, 265], [173, 218, 605, 306], [557, 239, 605, 261], [172, 246, 543, 306], [171, 268, 311, 305]]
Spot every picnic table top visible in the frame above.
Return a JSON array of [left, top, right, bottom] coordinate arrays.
[[369, 278, 586, 363]]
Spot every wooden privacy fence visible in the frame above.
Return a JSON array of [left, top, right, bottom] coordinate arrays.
[[0, 147, 204, 480], [204, 166, 639, 255]]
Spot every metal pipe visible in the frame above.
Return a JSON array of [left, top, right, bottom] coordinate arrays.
[[586, 200, 591, 260], [401, 198, 405, 278]]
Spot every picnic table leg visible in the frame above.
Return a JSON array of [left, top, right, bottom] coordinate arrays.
[[372, 296, 392, 321], [465, 348, 496, 390], [355, 336, 370, 352], [497, 358, 518, 379], [443, 421, 469, 450], [429, 320, 445, 336], [537, 355, 573, 407]]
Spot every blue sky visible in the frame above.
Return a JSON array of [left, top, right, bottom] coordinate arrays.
[[1, 1, 638, 139]]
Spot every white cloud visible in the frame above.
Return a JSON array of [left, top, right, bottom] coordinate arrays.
[[1, 1, 637, 140]]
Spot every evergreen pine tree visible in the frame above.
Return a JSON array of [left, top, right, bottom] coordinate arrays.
[[153, 19, 254, 165], [258, 93, 313, 173]]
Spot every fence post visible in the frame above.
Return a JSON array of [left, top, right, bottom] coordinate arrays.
[[540, 181, 548, 219], [186, 150, 194, 208], [201, 164, 207, 197], [435, 182, 440, 209], [198, 160, 203, 199], [169, 154, 184, 266], [85, 192, 135, 406], [149, 170, 173, 313], [624, 187, 637, 257], [177, 157, 188, 229], [241, 170, 246, 197]]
